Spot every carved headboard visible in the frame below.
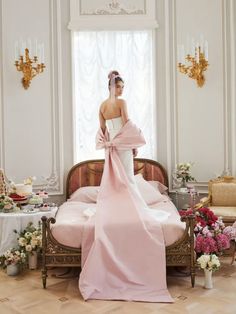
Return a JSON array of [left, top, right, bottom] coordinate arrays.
[[66, 158, 168, 199]]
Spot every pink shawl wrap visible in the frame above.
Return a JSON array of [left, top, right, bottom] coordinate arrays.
[[79, 120, 173, 303]]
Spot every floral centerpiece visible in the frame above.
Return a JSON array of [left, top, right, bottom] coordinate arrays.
[[14, 221, 42, 255], [179, 207, 230, 255], [173, 162, 195, 187], [0, 194, 19, 213], [179, 207, 230, 289], [0, 247, 26, 269], [197, 253, 221, 289], [197, 253, 220, 272], [223, 221, 236, 241]]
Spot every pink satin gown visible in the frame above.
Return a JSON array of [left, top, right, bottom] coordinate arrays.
[[79, 117, 173, 303]]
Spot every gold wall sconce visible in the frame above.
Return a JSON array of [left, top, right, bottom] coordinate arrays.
[[14, 39, 45, 89], [178, 37, 209, 87]]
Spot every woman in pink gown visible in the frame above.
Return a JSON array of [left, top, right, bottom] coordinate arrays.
[[79, 71, 173, 303]]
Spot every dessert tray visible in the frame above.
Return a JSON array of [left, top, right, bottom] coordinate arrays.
[[9, 193, 28, 204], [21, 205, 39, 214]]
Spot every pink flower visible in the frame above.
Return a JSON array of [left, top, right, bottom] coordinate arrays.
[[179, 207, 231, 255], [195, 235, 218, 254], [179, 209, 193, 217], [223, 225, 236, 240], [215, 233, 230, 251]]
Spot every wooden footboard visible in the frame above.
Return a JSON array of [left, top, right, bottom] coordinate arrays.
[[41, 214, 196, 289], [41, 216, 81, 289]]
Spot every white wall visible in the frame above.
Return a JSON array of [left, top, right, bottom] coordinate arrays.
[[156, 0, 236, 192], [0, 0, 235, 204]]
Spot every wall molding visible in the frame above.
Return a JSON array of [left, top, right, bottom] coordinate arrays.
[[164, 0, 177, 192], [222, 0, 230, 175], [0, 0, 4, 169], [165, 0, 234, 193], [68, 0, 158, 30], [221, 0, 236, 178], [80, 0, 146, 15], [0, 0, 64, 195], [45, 0, 64, 195], [229, 0, 236, 176]]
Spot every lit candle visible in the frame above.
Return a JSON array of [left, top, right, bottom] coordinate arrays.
[[20, 39, 24, 56], [200, 34, 204, 53], [186, 35, 190, 55], [41, 44, 44, 63], [177, 45, 181, 63], [27, 38, 32, 54], [38, 44, 41, 63], [22, 41, 26, 59], [191, 38, 195, 56], [34, 39, 38, 57], [204, 40, 208, 61], [181, 45, 185, 64], [196, 42, 199, 63], [14, 41, 19, 60]]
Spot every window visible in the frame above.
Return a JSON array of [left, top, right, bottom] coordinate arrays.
[[73, 30, 156, 162]]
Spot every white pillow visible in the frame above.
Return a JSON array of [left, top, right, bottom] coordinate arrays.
[[68, 176, 166, 206], [135, 174, 165, 205], [148, 180, 168, 195], [69, 186, 99, 203]]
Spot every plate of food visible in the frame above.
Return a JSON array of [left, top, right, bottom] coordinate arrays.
[[40, 205, 52, 212], [9, 193, 28, 204], [22, 206, 39, 214]]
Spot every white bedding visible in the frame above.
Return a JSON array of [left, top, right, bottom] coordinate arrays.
[[51, 196, 185, 249]]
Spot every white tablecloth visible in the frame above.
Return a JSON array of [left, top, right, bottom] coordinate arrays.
[[0, 207, 58, 254]]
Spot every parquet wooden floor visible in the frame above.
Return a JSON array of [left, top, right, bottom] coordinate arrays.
[[0, 257, 235, 314]]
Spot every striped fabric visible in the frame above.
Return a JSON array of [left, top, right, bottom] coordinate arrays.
[[66, 158, 168, 199]]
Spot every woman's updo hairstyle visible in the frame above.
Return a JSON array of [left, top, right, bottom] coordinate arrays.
[[108, 70, 124, 88]]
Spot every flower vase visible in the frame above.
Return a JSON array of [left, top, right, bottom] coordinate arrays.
[[28, 251, 38, 270], [182, 178, 187, 188], [204, 269, 213, 289], [7, 264, 20, 276]]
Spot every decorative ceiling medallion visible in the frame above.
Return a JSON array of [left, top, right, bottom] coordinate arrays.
[[80, 0, 146, 15]]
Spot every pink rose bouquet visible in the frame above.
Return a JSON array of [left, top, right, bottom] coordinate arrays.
[[223, 221, 236, 241], [179, 207, 230, 255]]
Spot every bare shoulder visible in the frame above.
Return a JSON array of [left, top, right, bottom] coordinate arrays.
[[99, 100, 108, 112], [117, 98, 127, 108]]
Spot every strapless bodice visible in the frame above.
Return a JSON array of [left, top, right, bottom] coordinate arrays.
[[106, 117, 123, 140]]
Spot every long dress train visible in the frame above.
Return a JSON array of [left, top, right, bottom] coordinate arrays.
[[79, 117, 173, 302]]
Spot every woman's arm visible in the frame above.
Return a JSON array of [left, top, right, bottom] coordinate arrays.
[[119, 100, 138, 156], [119, 99, 129, 125], [99, 109, 106, 133]]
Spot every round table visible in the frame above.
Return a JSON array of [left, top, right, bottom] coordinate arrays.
[[0, 207, 58, 254]]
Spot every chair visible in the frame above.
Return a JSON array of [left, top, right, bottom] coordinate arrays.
[[195, 176, 236, 226]]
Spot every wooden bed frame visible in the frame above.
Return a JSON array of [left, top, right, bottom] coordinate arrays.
[[41, 158, 196, 288]]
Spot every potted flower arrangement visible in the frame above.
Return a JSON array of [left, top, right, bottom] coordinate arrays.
[[179, 207, 230, 255], [173, 162, 196, 188], [179, 207, 231, 288], [0, 194, 19, 213], [0, 247, 26, 275], [14, 221, 42, 269], [197, 253, 221, 272], [197, 253, 221, 288], [223, 221, 236, 241]]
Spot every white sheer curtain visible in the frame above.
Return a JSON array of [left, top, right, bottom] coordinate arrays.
[[73, 30, 155, 162]]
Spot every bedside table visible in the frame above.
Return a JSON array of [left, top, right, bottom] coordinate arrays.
[[174, 189, 199, 210]]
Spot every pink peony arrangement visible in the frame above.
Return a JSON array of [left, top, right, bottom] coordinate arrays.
[[179, 207, 231, 255], [223, 221, 236, 241]]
